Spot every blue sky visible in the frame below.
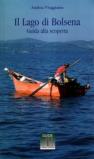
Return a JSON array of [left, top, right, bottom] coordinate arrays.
[[0, 0, 94, 41]]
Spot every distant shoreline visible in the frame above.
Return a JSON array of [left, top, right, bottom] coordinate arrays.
[[0, 38, 94, 43]]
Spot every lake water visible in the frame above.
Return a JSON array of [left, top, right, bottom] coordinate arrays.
[[0, 45, 94, 159]]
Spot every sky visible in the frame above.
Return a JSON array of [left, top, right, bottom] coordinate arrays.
[[0, 0, 94, 42]]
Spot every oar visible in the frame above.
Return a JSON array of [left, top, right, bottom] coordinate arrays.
[[30, 82, 49, 96], [69, 58, 80, 68]]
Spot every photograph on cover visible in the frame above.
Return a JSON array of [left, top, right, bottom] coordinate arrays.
[[0, 0, 94, 159]]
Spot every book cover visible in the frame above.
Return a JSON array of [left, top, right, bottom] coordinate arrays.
[[0, 0, 94, 159]]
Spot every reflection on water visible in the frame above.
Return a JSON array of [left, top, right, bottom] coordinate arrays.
[[13, 91, 62, 108]]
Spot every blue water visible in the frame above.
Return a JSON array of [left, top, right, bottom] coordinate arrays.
[[0, 45, 94, 159]]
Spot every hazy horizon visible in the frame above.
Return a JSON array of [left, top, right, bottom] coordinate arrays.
[[0, 37, 94, 43]]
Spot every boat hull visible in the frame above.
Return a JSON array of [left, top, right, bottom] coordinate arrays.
[[12, 77, 90, 98], [6, 69, 90, 98]]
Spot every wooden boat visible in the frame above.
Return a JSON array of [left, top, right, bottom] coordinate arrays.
[[4, 68, 90, 98]]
